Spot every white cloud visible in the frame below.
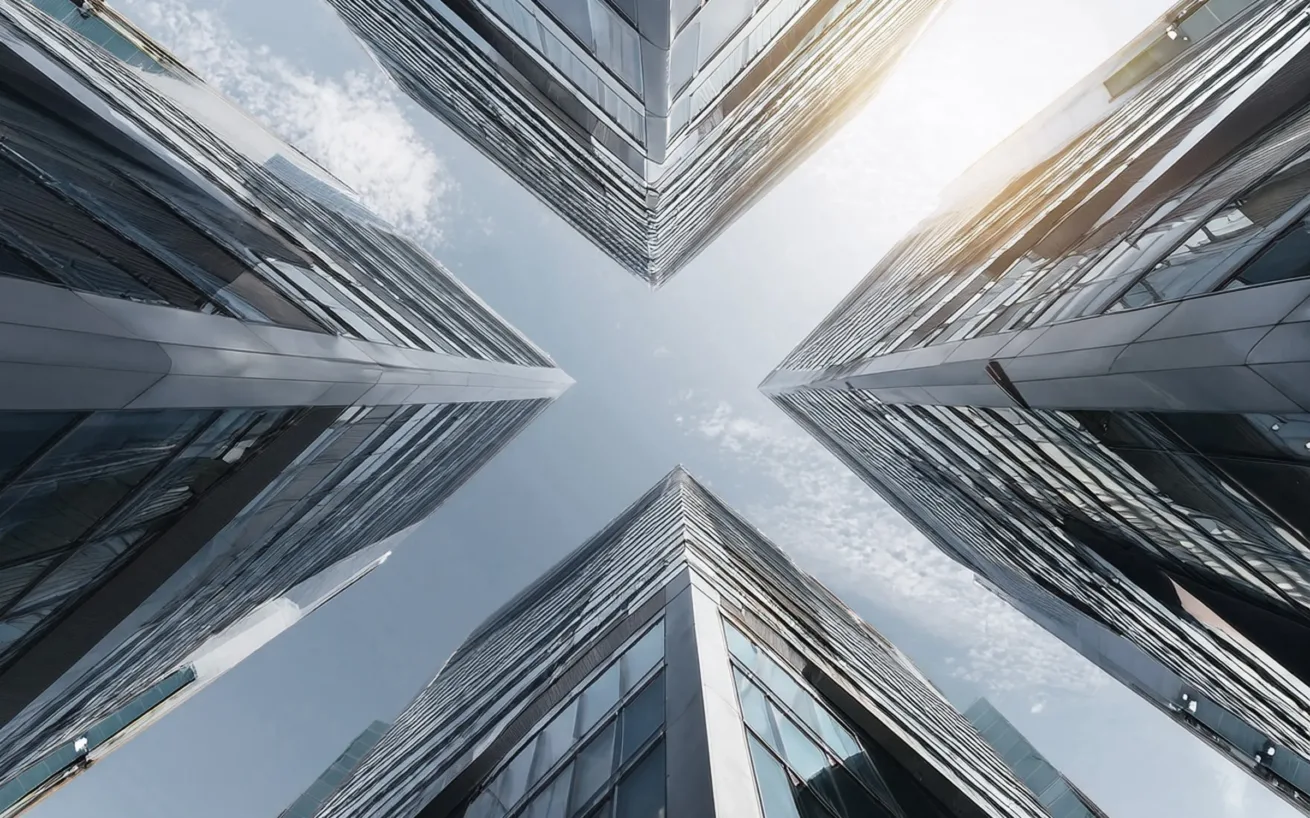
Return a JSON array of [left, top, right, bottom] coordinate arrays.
[[688, 399, 1107, 696], [652, 346, 671, 358], [1030, 701, 1046, 715], [121, 0, 453, 245]]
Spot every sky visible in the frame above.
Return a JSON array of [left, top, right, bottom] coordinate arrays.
[[26, 1, 1300, 817]]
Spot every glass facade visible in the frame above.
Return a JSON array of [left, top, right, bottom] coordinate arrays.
[[964, 699, 1107, 818], [323, 0, 943, 284], [727, 620, 963, 818], [0, 0, 568, 800], [767, 1, 1310, 812], [310, 468, 1048, 818], [280, 721, 394, 818]]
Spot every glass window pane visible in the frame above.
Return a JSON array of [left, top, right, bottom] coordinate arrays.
[[748, 735, 802, 818], [723, 621, 756, 666], [734, 670, 775, 745], [0, 413, 76, 485], [619, 671, 664, 763], [773, 707, 830, 780], [466, 789, 507, 818], [494, 739, 538, 810], [569, 721, 617, 814], [620, 621, 663, 692], [615, 740, 665, 818], [532, 700, 580, 781], [0, 410, 209, 565], [524, 763, 573, 818], [540, 0, 595, 47], [1227, 217, 1310, 289], [578, 664, 621, 735]]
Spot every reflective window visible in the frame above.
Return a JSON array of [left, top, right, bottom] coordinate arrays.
[[523, 763, 572, 818], [469, 621, 666, 818], [614, 740, 665, 818], [578, 663, 621, 735], [1223, 215, 1310, 290], [532, 700, 580, 781], [0, 414, 77, 486], [620, 620, 663, 692], [569, 721, 616, 813], [619, 672, 664, 763], [727, 619, 941, 818]]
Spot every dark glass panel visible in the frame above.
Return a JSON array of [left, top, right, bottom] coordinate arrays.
[[614, 740, 664, 818], [0, 413, 78, 487], [618, 671, 663, 763], [568, 721, 616, 814]]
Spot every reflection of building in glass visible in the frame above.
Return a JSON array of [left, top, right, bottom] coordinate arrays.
[[322, 0, 944, 286], [964, 699, 1107, 818], [280, 721, 393, 818], [766, 0, 1310, 812], [0, 0, 568, 794], [310, 468, 1049, 818]]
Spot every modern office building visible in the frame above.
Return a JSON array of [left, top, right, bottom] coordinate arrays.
[[309, 467, 1050, 818], [765, 0, 1310, 811], [323, 0, 944, 286], [279, 721, 394, 818], [964, 699, 1107, 818], [0, 536, 402, 818], [0, 0, 568, 787]]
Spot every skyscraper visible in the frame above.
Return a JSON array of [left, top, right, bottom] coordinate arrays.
[[322, 0, 944, 285], [766, 0, 1310, 810], [279, 721, 394, 818], [0, 0, 567, 786], [964, 699, 1107, 818], [0, 534, 402, 818], [310, 467, 1050, 818]]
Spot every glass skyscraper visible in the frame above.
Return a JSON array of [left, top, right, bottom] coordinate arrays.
[[279, 721, 394, 818], [964, 699, 1107, 818], [766, 0, 1310, 811], [322, 0, 944, 285], [0, 0, 568, 791], [309, 467, 1051, 818]]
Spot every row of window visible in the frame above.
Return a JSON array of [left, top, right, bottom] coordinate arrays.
[[771, 387, 1310, 773], [466, 620, 666, 818], [0, 408, 295, 666]]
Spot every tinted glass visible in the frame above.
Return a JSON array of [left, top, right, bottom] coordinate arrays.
[[614, 740, 665, 818], [1225, 216, 1310, 289], [619, 671, 663, 762], [0, 413, 76, 485], [532, 700, 580, 780], [748, 735, 802, 818], [523, 763, 572, 818], [619, 621, 663, 692], [577, 664, 621, 735], [495, 740, 538, 810], [569, 721, 617, 814]]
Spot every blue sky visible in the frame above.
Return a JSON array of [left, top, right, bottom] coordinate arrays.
[[27, 1, 1300, 816]]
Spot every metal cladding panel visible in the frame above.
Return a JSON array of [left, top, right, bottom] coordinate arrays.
[[323, 0, 943, 285], [312, 469, 1049, 818]]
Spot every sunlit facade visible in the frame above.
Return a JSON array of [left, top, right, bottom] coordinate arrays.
[[0, 0, 568, 790], [766, 0, 1310, 812], [311, 467, 1049, 818], [323, 0, 943, 285], [964, 699, 1107, 818]]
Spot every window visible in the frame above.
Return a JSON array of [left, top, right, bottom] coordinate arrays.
[[466, 621, 666, 818], [725, 619, 945, 818]]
